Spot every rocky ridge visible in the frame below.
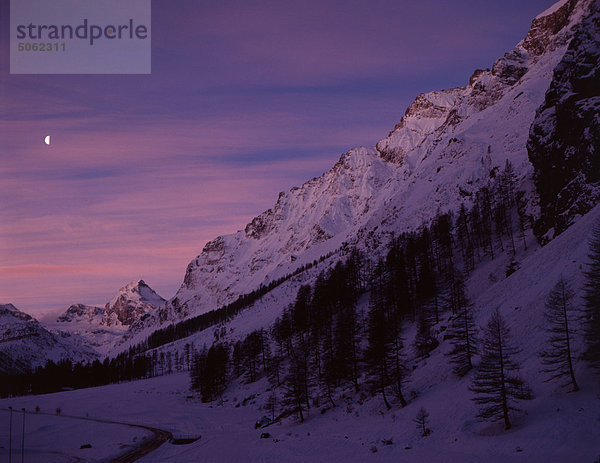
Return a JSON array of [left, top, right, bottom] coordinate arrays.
[[0, 304, 98, 374], [528, 0, 600, 239], [139, 0, 592, 332]]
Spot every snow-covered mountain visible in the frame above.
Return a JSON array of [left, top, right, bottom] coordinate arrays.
[[0, 281, 166, 369], [0, 303, 98, 374], [147, 0, 594, 328], [102, 280, 166, 327], [45, 281, 166, 355], [48, 304, 126, 357], [56, 303, 104, 324], [2, 2, 600, 460]]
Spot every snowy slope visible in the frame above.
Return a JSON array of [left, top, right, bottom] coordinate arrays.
[[0, 304, 98, 373], [153, 0, 593, 328], [42, 281, 166, 356], [3, 195, 599, 462], [46, 304, 128, 357], [0, 407, 151, 463], [119, 185, 600, 462], [2, 2, 600, 461], [103, 280, 166, 327], [56, 303, 104, 325]]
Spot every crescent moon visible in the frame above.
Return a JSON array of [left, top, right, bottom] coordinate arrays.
[[44, 135, 51, 145]]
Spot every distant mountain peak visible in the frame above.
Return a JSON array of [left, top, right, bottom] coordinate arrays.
[[56, 303, 104, 324], [0, 303, 33, 321], [121, 0, 597, 345], [103, 280, 165, 327], [0, 303, 98, 374]]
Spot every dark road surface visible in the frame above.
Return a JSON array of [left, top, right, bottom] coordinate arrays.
[[110, 425, 173, 463]]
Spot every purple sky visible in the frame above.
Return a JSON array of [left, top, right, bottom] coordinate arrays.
[[1, 0, 557, 318]]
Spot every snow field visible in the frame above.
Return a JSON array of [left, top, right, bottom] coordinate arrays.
[[1, 205, 600, 462]]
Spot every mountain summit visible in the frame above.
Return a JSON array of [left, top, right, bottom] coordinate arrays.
[[40, 281, 167, 356], [152, 0, 595, 326], [103, 280, 166, 327], [57, 303, 104, 324]]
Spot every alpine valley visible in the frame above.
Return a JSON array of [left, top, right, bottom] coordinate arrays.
[[1, 1, 599, 462]]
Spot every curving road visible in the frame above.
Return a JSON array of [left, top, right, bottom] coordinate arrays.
[[0, 408, 172, 463], [110, 425, 172, 463]]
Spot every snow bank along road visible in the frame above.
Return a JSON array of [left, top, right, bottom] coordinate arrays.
[[0, 407, 172, 462], [111, 424, 172, 463]]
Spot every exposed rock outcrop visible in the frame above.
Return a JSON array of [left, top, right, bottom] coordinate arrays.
[[528, 0, 600, 240]]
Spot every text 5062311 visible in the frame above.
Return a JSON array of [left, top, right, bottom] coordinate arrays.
[[17, 42, 66, 52]]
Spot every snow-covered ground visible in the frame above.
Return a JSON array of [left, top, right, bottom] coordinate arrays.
[[1, 205, 600, 463], [131, 0, 593, 340], [0, 369, 598, 463], [0, 405, 152, 463], [2, 3, 598, 462]]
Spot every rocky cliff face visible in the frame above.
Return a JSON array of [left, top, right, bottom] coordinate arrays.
[[133, 0, 593, 332], [103, 280, 166, 327], [523, 0, 579, 56], [156, 147, 395, 323], [528, 0, 600, 240]]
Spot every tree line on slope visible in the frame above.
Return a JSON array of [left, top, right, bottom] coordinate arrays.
[[187, 229, 531, 427], [0, 251, 337, 397], [139, 250, 336, 352], [4, 162, 600, 434], [186, 165, 600, 430]]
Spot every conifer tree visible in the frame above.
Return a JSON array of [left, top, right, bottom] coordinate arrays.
[[385, 260, 409, 407], [268, 353, 283, 388], [583, 221, 600, 374], [388, 327, 409, 407], [456, 203, 475, 271], [493, 203, 507, 253], [540, 277, 579, 391], [365, 264, 409, 408], [515, 190, 529, 250], [416, 257, 439, 325], [478, 186, 495, 259], [258, 329, 271, 374], [385, 242, 412, 321], [446, 273, 477, 376], [469, 202, 484, 261], [498, 160, 517, 251], [414, 307, 438, 357], [500, 159, 516, 208], [414, 256, 439, 356], [346, 248, 364, 295], [413, 407, 431, 437], [232, 341, 243, 378], [282, 344, 310, 422], [432, 211, 454, 273], [264, 391, 278, 423], [190, 343, 230, 402], [272, 311, 293, 357], [332, 303, 360, 390], [292, 285, 312, 338], [241, 331, 263, 383], [470, 309, 530, 430], [184, 343, 191, 370], [364, 283, 392, 409]]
